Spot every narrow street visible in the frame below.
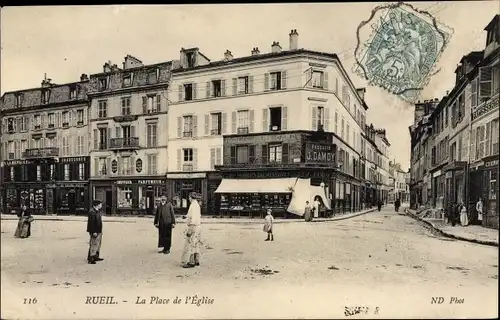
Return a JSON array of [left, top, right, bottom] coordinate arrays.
[[1, 207, 498, 319]]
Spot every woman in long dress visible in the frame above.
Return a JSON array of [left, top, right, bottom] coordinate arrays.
[[181, 192, 202, 268], [14, 204, 33, 239], [459, 202, 469, 227]]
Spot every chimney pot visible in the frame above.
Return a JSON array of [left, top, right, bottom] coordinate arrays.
[[80, 74, 88, 81], [271, 41, 282, 53], [289, 28, 299, 50], [251, 47, 260, 56], [224, 50, 233, 61]]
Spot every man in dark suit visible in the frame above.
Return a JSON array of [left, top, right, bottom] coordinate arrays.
[[87, 200, 104, 264], [154, 195, 176, 254]]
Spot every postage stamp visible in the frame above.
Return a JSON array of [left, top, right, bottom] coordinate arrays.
[[353, 2, 453, 102]]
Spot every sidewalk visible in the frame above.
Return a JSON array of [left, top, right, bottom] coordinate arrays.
[[1, 208, 375, 224], [405, 209, 499, 247]]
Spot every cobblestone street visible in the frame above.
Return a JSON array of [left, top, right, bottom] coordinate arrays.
[[1, 208, 498, 319]]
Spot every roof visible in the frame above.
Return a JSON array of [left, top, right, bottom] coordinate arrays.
[[459, 51, 484, 65], [484, 14, 499, 31]]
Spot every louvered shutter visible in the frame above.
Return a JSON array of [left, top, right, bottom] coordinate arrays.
[[192, 83, 197, 99], [281, 106, 288, 131], [83, 108, 88, 125], [281, 71, 287, 89], [282, 143, 289, 164], [193, 148, 198, 171], [222, 113, 227, 134], [205, 114, 210, 135], [193, 116, 198, 137], [306, 69, 313, 88], [311, 107, 317, 130], [231, 111, 237, 133], [206, 81, 212, 98], [142, 96, 148, 114], [248, 76, 254, 93], [156, 95, 161, 112], [264, 73, 269, 91], [263, 108, 269, 132], [216, 147, 222, 166], [116, 126, 121, 138], [178, 85, 183, 102], [221, 80, 226, 96], [325, 107, 331, 132], [210, 148, 216, 169], [177, 149, 182, 171], [177, 117, 182, 138], [261, 145, 268, 164], [232, 78, 237, 95], [249, 110, 255, 133], [93, 129, 98, 150], [107, 127, 112, 148], [323, 71, 329, 90]]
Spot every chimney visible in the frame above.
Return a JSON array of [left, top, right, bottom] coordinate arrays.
[[80, 74, 89, 81], [271, 41, 282, 54], [224, 50, 233, 61], [289, 29, 298, 50], [41, 74, 53, 88], [123, 55, 144, 70], [103, 61, 112, 73], [251, 47, 260, 56]]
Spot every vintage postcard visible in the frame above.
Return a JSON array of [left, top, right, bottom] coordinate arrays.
[[1, 2, 498, 319]]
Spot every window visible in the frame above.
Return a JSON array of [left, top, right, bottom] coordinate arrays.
[[41, 90, 49, 104], [15, 94, 22, 107], [62, 111, 70, 127], [341, 118, 345, 139], [20, 116, 28, 132], [492, 118, 499, 155], [212, 80, 222, 97], [237, 110, 249, 130], [211, 113, 222, 135], [147, 70, 158, 84], [76, 136, 85, 155], [70, 85, 77, 99], [123, 74, 132, 87], [49, 164, 55, 180], [78, 163, 85, 180], [99, 78, 108, 90], [7, 118, 15, 133], [184, 83, 193, 101], [117, 186, 133, 208], [34, 115, 41, 130], [147, 154, 158, 175], [269, 144, 283, 163], [10, 167, 14, 180], [98, 101, 107, 118], [62, 137, 70, 156], [312, 70, 324, 88], [334, 111, 339, 134], [315, 106, 325, 129], [346, 123, 350, 144], [183, 115, 193, 137], [121, 97, 131, 116], [145, 95, 160, 114], [121, 157, 131, 175], [186, 52, 196, 68], [147, 123, 158, 147], [269, 107, 282, 131], [450, 142, 457, 162], [77, 109, 84, 125], [183, 148, 193, 171], [238, 76, 249, 94], [46, 113, 55, 128], [99, 128, 107, 149], [36, 165, 42, 181], [64, 164, 70, 181], [236, 145, 249, 164], [270, 72, 282, 90], [98, 157, 107, 175]]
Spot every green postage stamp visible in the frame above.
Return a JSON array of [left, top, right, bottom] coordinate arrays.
[[354, 2, 453, 102]]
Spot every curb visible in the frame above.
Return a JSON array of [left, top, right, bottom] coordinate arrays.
[[404, 209, 499, 247], [0, 209, 376, 225]]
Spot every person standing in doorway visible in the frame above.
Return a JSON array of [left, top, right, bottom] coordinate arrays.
[[87, 200, 104, 264], [459, 202, 469, 227], [304, 201, 313, 222], [313, 197, 320, 218], [475, 198, 483, 225], [154, 195, 176, 254]]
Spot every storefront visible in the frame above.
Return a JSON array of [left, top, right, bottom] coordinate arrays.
[[431, 169, 445, 209], [444, 161, 467, 209], [91, 178, 166, 215], [482, 157, 499, 229], [4, 183, 48, 215], [52, 182, 89, 215]]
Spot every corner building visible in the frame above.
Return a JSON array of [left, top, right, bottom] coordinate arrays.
[[167, 30, 368, 216], [88, 57, 173, 215], [1, 76, 91, 215]]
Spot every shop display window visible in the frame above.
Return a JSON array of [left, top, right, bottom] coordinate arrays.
[[6, 189, 17, 211], [117, 186, 133, 208]]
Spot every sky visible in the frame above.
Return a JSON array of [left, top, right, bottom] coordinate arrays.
[[1, 2, 497, 170]]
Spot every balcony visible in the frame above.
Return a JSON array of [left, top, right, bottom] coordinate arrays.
[[472, 93, 499, 120], [108, 137, 140, 150], [113, 115, 139, 123], [23, 147, 59, 159]]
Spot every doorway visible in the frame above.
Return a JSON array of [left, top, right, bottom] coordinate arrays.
[[68, 190, 76, 215], [105, 189, 112, 215], [146, 189, 155, 216]]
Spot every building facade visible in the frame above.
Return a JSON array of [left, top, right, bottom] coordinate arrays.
[[167, 30, 368, 215], [87, 56, 174, 215], [1, 76, 91, 215]]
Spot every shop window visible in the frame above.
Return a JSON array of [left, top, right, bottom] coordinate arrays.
[[269, 144, 282, 163], [36, 165, 42, 181], [490, 171, 497, 201], [6, 188, 17, 211], [29, 188, 44, 210], [236, 146, 249, 164], [64, 164, 70, 181], [78, 163, 85, 180], [117, 186, 133, 208]]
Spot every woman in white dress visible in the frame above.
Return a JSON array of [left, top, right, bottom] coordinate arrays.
[[475, 198, 483, 225], [181, 192, 202, 268], [459, 202, 469, 227]]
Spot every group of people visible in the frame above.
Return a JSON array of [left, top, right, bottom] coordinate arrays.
[[445, 198, 484, 227], [85, 192, 203, 268]]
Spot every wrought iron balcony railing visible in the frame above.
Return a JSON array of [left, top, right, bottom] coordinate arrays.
[[108, 137, 140, 150], [23, 147, 59, 159]]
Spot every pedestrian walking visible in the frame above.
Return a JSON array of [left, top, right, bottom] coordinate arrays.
[[263, 209, 274, 241], [475, 198, 483, 225], [181, 192, 202, 268], [459, 202, 469, 227], [394, 198, 401, 212], [154, 195, 176, 254], [304, 201, 313, 222], [377, 199, 383, 212], [14, 204, 33, 239], [87, 200, 104, 264]]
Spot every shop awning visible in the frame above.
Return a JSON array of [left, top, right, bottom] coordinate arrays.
[[287, 178, 331, 216], [214, 178, 297, 194]]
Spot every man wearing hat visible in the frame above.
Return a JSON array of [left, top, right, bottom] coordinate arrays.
[[154, 195, 176, 254]]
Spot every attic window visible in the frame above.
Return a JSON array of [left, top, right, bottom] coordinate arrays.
[[186, 52, 196, 68], [70, 85, 78, 99], [99, 77, 108, 90], [15, 94, 22, 107], [147, 70, 158, 84], [123, 74, 132, 87], [41, 90, 50, 104]]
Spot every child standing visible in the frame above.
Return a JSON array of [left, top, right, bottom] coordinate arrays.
[[263, 209, 274, 241]]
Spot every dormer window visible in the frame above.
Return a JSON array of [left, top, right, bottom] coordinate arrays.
[[15, 94, 22, 107], [41, 90, 50, 104], [123, 74, 132, 87], [147, 70, 158, 84], [99, 77, 108, 90], [186, 52, 196, 68], [70, 85, 77, 99]]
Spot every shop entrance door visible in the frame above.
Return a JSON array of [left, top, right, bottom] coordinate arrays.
[[180, 189, 192, 214], [105, 189, 112, 215], [68, 190, 76, 215], [146, 190, 155, 216]]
